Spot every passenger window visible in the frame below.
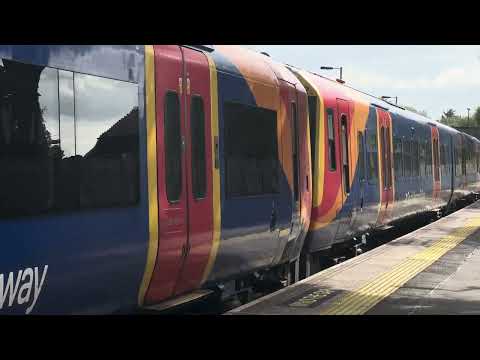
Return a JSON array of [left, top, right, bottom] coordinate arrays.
[[433, 138, 440, 181], [75, 73, 139, 208], [0, 63, 58, 216], [224, 101, 278, 197], [413, 138, 419, 177], [367, 128, 378, 184], [0, 59, 140, 217], [340, 115, 350, 193], [381, 127, 387, 188], [394, 136, 403, 177], [190, 96, 206, 199], [358, 132, 365, 182], [59, 70, 75, 158], [404, 139, 411, 177], [57, 70, 79, 210], [425, 140, 432, 176], [164, 91, 182, 203], [419, 140, 425, 177], [386, 126, 392, 187], [327, 109, 336, 171]]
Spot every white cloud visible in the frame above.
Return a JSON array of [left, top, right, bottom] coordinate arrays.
[[345, 64, 480, 92]]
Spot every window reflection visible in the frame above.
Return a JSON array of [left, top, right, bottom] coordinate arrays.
[[59, 70, 75, 157], [0, 60, 56, 214], [0, 58, 139, 218], [38, 67, 59, 146], [75, 73, 139, 208]]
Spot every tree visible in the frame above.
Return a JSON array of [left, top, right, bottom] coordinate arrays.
[[443, 109, 456, 118], [440, 108, 460, 126], [473, 107, 480, 126]]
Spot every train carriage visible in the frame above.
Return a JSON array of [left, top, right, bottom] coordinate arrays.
[[0, 44, 479, 314]]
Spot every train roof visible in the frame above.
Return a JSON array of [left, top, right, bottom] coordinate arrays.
[[286, 64, 475, 137], [192, 45, 478, 143]]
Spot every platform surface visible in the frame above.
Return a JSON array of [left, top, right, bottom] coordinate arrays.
[[227, 201, 480, 315]]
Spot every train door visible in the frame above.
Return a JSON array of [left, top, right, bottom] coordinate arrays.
[[174, 47, 213, 295], [146, 45, 212, 303], [271, 83, 301, 265], [335, 99, 354, 239], [377, 108, 393, 224], [357, 131, 367, 211], [286, 89, 302, 240], [430, 126, 441, 200]]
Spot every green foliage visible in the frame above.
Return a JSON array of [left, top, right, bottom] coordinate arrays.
[[474, 107, 480, 126], [439, 106, 480, 128]]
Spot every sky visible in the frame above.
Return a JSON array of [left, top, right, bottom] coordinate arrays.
[[246, 45, 480, 121]]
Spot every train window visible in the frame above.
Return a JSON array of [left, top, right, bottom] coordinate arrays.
[[75, 73, 139, 208], [327, 108, 336, 171], [413, 138, 420, 177], [440, 144, 444, 172], [358, 132, 365, 182], [458, 144, 462, 176], [386, 126, 392, 187], [419, 139, 425, 177], [59, 71, 75, 157], [425, 140, 432, 176], [440, 144, 446, 175], [224, 101, 278, 197], [0, 59, 140, 218], [190, 96, 206, 199], [164, 91, 182, 203], [433, 138, 440, 181], [308, 96, 317, 180], [291, 102, 299, 203], [367, 127, 378, 184], [0, 62, 58, 216], [340, 115, 350, 193], [477, 149, 479, 173], [394, 136, 403, 177], [404, 139, 411, 177], [57, 70, 79, 210], [381, 127, 387, 188]]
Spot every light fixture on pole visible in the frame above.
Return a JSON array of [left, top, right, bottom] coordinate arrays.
[[381, 96, 398, 105], [321, 66, 344, 83]]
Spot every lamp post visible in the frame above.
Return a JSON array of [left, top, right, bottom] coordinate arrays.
[[467, 107, 471, 127], [381, 96, 398, 105], [321, 66, 343, 82]]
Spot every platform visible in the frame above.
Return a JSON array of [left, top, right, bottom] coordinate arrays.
[[227, 201, 480, 315]]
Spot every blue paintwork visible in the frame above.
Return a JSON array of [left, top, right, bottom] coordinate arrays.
[[0, 45, 148, 314], [206, 51, 293, 282]]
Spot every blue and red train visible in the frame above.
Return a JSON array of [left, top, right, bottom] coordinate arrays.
[[0, 45, 478, 314]]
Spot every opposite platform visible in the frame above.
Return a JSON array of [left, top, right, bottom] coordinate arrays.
[[227, 200, 480, 315]]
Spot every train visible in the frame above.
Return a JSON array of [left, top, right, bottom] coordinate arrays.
[[0, 45, 478, 314]]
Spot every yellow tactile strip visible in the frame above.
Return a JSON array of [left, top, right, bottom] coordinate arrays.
[[319, 217, 480, 315]]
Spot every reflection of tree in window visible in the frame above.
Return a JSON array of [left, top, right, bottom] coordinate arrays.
[[0, 59, 139, 217], [74, 73, 139, 208], [0, 60, 56, 215]]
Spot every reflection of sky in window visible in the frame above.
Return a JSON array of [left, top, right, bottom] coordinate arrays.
[[75, 73, 137, 156], [38, 67, 59, 141], [59, 70, 75, 157]]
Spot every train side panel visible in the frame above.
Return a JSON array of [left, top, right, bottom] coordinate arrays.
[[0, 45, 149, 314]]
